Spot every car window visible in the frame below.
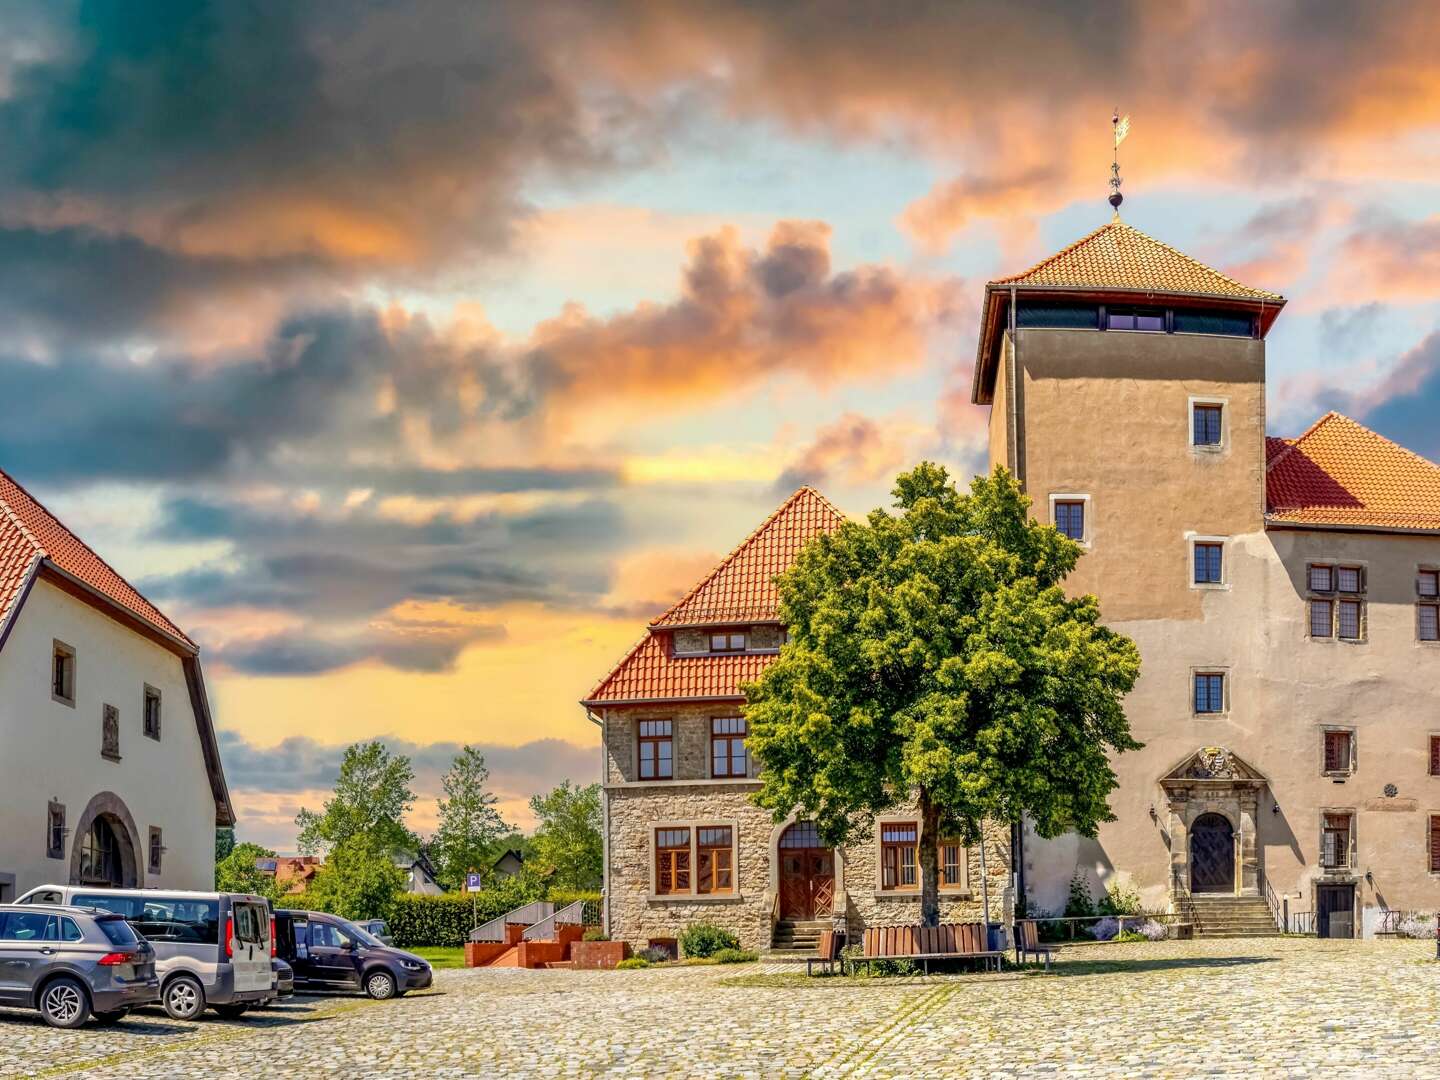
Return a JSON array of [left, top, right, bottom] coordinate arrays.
[[233, 902, 266, 944], [22, 890, 63, 905], [310, 921, 351, 949], [98, 917, 140, 946], [132, 899, 220, 944], [59, 917, 85, 943], [75, 894, 145, 918], [0, 912, 55, 941]]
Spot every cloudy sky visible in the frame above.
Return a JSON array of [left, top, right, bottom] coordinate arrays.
[[3, 1, 1439, 850]]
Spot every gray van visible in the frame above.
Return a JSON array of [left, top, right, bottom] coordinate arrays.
[[16, 886, 274, 1020]]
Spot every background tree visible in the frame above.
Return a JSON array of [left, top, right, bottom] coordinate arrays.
[[214, 826, 236, 863], [528, 781, 602, 891], [432, 745, 508, 890], [745, 463, 1142, 926], [214, 841, 281, 903], [300, 834, 406, 921], [295, 740, 417, 856]]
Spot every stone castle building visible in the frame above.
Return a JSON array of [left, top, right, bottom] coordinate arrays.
[[590, 213, 1440, 946]]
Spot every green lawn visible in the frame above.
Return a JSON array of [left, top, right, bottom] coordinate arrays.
[[409, 946, 467, 969]]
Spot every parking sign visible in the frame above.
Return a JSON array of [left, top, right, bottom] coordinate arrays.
[[466, 872, 483, 892]]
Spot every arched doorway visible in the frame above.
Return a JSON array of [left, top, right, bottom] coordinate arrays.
[[68, 792, 141, 889], [778, 821, 834, 919], [1189, 813, 1235, 893]]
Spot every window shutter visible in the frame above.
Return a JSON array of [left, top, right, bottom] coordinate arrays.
[[1431, 737, 1440, 777], [1431, 818, 1440, 873]]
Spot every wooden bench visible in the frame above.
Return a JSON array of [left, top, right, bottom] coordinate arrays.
[[844, 922, 1004, 975], [1013, 919, 1058, 971], [806, 927, 844, 976]]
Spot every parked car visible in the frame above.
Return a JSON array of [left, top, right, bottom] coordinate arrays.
[[358, 919, 394, 945], [0, 903, 159, 1028], [262, 957, 294, 1003], [273, 910, 431, 999], [16, 886, 275, 1020]]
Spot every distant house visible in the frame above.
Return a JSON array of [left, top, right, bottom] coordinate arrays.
[[394, 850, 443, 895], [260, 855, 322, 894], [491, 849, 525, 880], [0, 467, 234, 901]]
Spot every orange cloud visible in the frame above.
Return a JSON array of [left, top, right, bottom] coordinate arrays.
[[774, 412, 918, 493]]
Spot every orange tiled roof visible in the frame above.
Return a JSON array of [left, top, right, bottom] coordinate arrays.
[[651, 487, 846, 627], [586, 487, 845, 704], [993, 220, 1284, 302], [1266, 413, 1440, 530], [0, 468, 193, 647]]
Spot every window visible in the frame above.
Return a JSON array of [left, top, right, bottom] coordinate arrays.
[[1192, 404, 1223, 447], [143, 686, 162, 740], [1194, 542, 1223, 584], [638, 720, 673, 780], [1307, 564, 1365, 641], [1431, 736, 1440, 777], [1106, 309, 1165, 331], [1321, 813, 1352, 869], [1431, 816, 1440, 874], [1419, 571, 1439, 642], [939, 841, 967, 890], [1193, 672, 1225, 714], [52, 641, 75, 705], [711, 717, 748, 778], [1323, 730, 1353, 775], [46, 802, 65, 860], [1173, 311, 1255, 337], [0, 911, 56, 941], [655, 828, 691, 895], [696, 826, 734, 895], [148, 826, 163, 874], [709, 632, 747, 653], [1015, 304, 1099, 329], [880, 822, 919, 891], [1054, 500, 1085, 542], [101, 703, 120, 761]]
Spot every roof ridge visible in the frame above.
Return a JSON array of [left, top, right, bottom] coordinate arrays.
[[1117, 220, 1279, 299], [1265, 412, 1338, 473], [648, 486, 833, 628], [0, 473, 46, 558]]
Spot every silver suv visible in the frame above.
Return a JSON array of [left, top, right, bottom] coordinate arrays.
[[0, 904, 159, 1028]]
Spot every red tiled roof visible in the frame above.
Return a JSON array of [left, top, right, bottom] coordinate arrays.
[[584, 631, 776, 705], [651, 487, 846, 627], [586, 487, 845, 704], [993, 220, 1284, 301], [1266, 412, 1440, 530], [0, 468, 193, 647]]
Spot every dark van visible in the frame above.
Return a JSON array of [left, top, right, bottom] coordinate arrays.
[[273, 910, 431, 1000]]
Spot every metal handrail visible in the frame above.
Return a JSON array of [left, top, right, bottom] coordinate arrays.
[[1263, 875, 1286, 933], [470, 900, 554, 943], [521, 899, 586, 941]]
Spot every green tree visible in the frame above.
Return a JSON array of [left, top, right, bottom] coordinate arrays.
[[528, 781, 602, 891], [432, 746, 508, 890], [745, 464, 1142, 926], [300, 834, 406, 921], [215, 826, 236, 863], [215, 841, 281, 902], [295, 741, 418, 856]]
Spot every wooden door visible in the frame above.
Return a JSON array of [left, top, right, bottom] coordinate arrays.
[[1189, 813, 1235, 894], [778, 823, 834, 919]]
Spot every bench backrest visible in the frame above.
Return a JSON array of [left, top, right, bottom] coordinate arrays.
[[816, 928, 842, 960], [1017, 920, 1040, 949], [862, 922, 987, 957]]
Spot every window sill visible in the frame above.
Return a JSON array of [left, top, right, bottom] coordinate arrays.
[[1189, 445, 1225, 455], [1190, 582, 1229, 591], [101, 751, 122, 763], [874, 890, 973, 901], [672, 649, 780, 659], [607, 778, 762, 790], [646, 893, 747, 904], [1322, 772, 1352, 782], [52, 694, 76, 709]]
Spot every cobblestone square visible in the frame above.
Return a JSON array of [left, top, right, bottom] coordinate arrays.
[[2, 937, 1438, 1078]]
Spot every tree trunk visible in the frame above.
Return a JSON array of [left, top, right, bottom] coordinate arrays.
[[918, 788, 941, 928]]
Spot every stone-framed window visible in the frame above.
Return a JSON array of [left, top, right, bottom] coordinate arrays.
[[938, 839, 970, 891], [1320, 811, 1354, 870], [875, 818, 971, 895], [637, 720, 673, 780], [1307, 563, 1366, 641], [649, 820, 740, 901], [1190, 536, 1227, 589], [710, 717, 748, 778], [1418, 569, 1440, 642], [46, 801, 66, 859], [1049, 494, 1090, 546], [1192, 670, 1227, 715], [101, 703, 121, 761], [1188, 396, 1228, 452], [52, 640, 76, 706], [143, 685, 162, 741], [1430, 735, 1440, 777], [1321, 728, 1355, 778], [1429, 815, 1440, 874], [148, 826, 163, 874]]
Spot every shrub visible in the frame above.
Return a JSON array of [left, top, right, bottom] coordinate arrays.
[[639, 946, 673, 964], [711, 948, 758, 964], [1098, 880, 1142, 917], [617, 956, 650, 969], [1397, 913, 1437, 939], [1064, 873, 1095, 918], [1088, 916, 1119, 941], [1137, 919, 1169, 941], [582, 928, 609, 942], [679, 922, 740, 959]]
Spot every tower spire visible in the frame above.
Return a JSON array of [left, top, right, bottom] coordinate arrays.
[[1109, 108, 1129, 218]]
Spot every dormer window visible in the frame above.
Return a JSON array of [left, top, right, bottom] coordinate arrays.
[[710, 632, 747, 653]]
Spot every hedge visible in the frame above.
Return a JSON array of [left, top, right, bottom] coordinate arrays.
[[388, 886, 603, 948]]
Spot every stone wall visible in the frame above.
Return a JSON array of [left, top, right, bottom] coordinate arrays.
[[604, 702, 754, 784]]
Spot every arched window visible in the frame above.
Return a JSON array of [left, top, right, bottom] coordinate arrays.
[[77, 817, 123, 887]]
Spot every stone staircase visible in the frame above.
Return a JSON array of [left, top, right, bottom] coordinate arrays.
[[1187, 895, 1280, 937], [770, 919, 826, 956]]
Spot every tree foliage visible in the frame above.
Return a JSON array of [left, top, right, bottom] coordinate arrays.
[[745, 463, 1142, 925], [528, 780, 602, 891], [295, 740, 418, 856], [432, 745, 508, 891], [215, 841, 281, 902], [299, 834, 407, 921], [214, 827, 236, 864]]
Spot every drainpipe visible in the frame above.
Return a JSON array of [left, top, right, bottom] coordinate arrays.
[[1007, 285, 1020, 480], [585, 707, 609, 936]]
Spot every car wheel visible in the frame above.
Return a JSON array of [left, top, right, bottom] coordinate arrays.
[[163, 974, 205, 1021], [212, 1003, 249, 1019], [93, 1009, 130, 1025], [39, 977, 91, 1029], [364, 970, 396, 1000]]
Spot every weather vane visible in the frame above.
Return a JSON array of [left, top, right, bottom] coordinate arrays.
[[1110, 108, 1130, 217]]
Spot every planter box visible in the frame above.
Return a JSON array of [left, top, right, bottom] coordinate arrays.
[[570, 941, 630, 970]]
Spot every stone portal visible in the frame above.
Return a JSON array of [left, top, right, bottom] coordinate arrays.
[[1159, 747, 1266, 900]]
